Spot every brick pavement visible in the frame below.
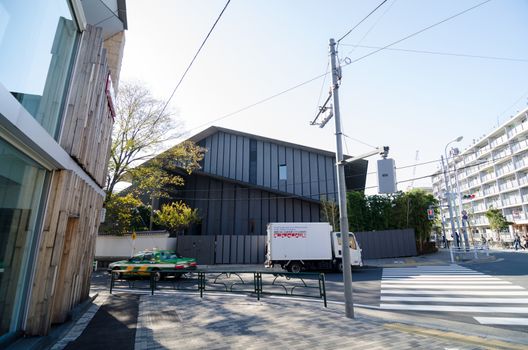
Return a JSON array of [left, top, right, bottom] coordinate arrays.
[[134, 293, 482, 350]]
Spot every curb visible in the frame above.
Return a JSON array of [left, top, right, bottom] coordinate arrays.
[[355, 305, 528, 349], [384, 323, 527, 350]]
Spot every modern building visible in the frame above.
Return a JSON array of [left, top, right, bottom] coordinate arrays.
[[144, 126, 368, 264], [0, 0, 127, 342], [171, 126, 369, 236], [432, 107, 528, 242]]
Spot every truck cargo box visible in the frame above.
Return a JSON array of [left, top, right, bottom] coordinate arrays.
[[267, 222, 333, 261]]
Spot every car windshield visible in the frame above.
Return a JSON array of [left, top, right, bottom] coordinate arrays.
[[160, 251, 179, 259], [129, 255, 143, 262]]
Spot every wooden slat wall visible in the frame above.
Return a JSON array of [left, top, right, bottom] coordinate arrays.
[[60, 24, 114, 187], [25, 23, 114, 335], [26, 170, 103, 335]]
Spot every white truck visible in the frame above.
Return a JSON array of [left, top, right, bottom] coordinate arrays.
[[265, 222, 362, 273]]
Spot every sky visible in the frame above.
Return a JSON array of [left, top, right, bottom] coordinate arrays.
[[119, 0, 528, 194]]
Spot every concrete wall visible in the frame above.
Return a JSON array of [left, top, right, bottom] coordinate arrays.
[[95, 233, 177, 259]]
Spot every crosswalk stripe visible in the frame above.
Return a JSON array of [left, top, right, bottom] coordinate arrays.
[[380, 280, 510, 285], [380, 304, 528, 313], [474, 317, 528, 326], [381, 296, 528, 303], [383, 272, 485, 277], [381, 290, 528, 296], [380, 284, 524, 290], [382, 277, 501, 281], [381, 265, 528, 326]]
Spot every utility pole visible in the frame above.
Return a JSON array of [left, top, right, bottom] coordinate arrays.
[[329, 38, 354, 318], [441, 155, 457, 245]]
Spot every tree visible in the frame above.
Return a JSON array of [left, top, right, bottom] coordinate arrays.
[[485, 208, 511, 240], [129, 141, 206, 200], [392, 189, 438, 251], [365, 194, 393, 231], [99, 193, 144, 235], [105, 81, 183, 196], [154, 201, 200, 235], [346, 191, 367, 232], [321, 199, 340, 232]]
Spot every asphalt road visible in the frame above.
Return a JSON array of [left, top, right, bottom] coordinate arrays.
[[91, 251, 528, 332]]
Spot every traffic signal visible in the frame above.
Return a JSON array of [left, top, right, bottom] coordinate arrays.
[[462, 194, 476, 199], [427, 208, 435, 220]]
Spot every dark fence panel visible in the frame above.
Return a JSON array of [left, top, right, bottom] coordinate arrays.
[[355, 229, 417, 259], [176, 235, 216, 265], [179, 230, 414, 264], [178, 235, 267, 265]]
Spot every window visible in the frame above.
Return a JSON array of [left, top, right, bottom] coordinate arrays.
[[0, 0, 79, 138], [0, 137, 48, 337], [279, 164, 287, 181]]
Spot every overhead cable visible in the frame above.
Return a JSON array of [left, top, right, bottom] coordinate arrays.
[[158, 0, 231, 118]]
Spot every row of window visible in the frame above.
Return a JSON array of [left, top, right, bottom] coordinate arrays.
[[0, 0, 80, 340]]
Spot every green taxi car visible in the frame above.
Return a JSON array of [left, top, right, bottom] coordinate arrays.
[[108, 250, 197, 281]]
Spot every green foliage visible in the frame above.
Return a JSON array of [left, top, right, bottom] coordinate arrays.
[[485, 208, 510, 234], [392, 189, 438, 250], [346, 189, 438, 253], [129, 141, 206, 200], [100, 194, 144, 235], [154, 201, 200, 235], [346, 191, 367, 231]]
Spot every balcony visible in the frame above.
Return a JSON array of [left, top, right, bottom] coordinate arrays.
[[511, 139, 528, 154], [476, 145, 492, 159], [507, 122, 528, 139], [490, 134, 508, 148], [499, 181, 517, 192]]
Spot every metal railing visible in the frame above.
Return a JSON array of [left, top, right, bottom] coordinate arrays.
[[449, 244, 489, 263], [109, 269, 327, 307]]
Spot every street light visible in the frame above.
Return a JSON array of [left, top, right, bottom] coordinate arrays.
[[442, 136, 463, 248]]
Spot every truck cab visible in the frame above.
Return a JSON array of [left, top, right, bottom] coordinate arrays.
[[332, 232, 363, 269]]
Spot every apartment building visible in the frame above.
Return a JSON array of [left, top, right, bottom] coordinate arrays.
[[432, 107, 528, 241], [0, 0, 126, 342]]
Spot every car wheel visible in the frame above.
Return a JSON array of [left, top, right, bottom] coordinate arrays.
[[152, 269, 162, 282], [289, 262, 302, 273]]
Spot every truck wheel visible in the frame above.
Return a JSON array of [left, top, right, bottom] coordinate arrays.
[[336, 261, 343, 273], [290, 262, 302, 273]]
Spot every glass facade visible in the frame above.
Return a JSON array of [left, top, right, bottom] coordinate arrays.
[[0, 137, 48, 337], [0, 0, 78, 138]]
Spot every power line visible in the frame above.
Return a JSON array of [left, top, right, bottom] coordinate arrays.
[[190, 72, 329, 132], [315, 59, 330, 113], [337, 0, 389, 43], [340, 44, 528, 63], [345, 0, 399, 57], [342, 133, 379, 149], [159, 0, 231, 119], [344, 0, 492, 66], [185, 0, 492, 133]]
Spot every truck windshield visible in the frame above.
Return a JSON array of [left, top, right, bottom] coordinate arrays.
[[336, 233, 357, 250]]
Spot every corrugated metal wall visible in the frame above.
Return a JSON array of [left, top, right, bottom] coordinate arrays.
[[178, 174, 321, 236], [200, 131, 338, 201]]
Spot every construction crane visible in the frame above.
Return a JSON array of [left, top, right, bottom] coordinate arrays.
[[407, 150, 419, 191]]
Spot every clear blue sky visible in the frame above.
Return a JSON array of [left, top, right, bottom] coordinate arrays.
[[120, 0, 528, 193]]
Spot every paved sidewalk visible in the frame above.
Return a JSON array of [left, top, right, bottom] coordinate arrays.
[[364, 248, 496, 268], [43, 288, 528, 350]]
